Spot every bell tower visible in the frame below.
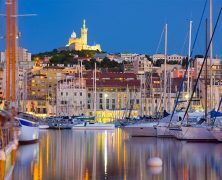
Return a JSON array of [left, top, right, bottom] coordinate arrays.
[[81, 19, 88, 46]]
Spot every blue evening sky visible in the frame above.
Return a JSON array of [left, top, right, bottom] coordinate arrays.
[[0, 0, 222, 56]]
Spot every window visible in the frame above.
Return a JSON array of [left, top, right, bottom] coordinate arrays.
[[136, 99, 140, 104], [80, 92, 82, 96], [112, 99, 115, 110], [106, 99, 109, 109], [100, 93, 103, 98], [88, 93, 91, 98], [66, 92, 68, 96], [88, 104, 91, 109], [61, 92, 63, 96]]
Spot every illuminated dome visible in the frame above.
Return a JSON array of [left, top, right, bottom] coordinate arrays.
[[71, 31, 77, 38]]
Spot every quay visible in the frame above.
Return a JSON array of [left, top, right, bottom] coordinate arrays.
[[0, 111, 19, 180]]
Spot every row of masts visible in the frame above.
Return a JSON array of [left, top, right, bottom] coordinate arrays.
[[162, 0, 214, 116]]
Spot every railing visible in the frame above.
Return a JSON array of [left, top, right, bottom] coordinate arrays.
[[0, 126, 15, 150]]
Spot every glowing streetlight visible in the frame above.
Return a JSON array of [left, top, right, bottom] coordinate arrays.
[[185, 94, 189, 100]]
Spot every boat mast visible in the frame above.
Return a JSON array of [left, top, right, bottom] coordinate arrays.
[[140, 73, 143, 117], [187, 21, 192, 100], [163, 24, 168, 112], [169, 71, 172, 112], [205, 18, 208, 120], [80, 60, 83, 114], [209, 0, 213, 110], [94, 62, 97, 118]]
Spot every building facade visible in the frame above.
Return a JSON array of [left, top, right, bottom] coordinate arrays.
[[57, 78, 86, 116]]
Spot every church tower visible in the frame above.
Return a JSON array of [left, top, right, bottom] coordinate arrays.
[[81, 19, 88, 46]]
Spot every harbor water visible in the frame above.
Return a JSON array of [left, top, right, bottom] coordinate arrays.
[[12, 129, 222, 180]]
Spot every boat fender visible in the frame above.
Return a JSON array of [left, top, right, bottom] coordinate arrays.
[[147, 157, 163, 167]]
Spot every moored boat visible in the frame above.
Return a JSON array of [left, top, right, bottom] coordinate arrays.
[[170, 125, 217, 142], [210, 127, 222, 142], [15, 117, 39, 143], [123, 122, 157, 137], [73, 121, 115, 130], [47, 116, 75, 129], [156, 126, 175, 138]]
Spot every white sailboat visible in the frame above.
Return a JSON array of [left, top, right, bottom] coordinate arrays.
[[171, 2, 222, 142], [124, 24, 169, 137], [156, 23, 174, 137]]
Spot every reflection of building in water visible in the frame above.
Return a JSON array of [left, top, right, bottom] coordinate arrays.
[[12, 130, 222, 179], [66, 20, 102, 52]]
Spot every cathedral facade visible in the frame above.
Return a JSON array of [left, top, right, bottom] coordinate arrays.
[[66, 20, 102, 52]]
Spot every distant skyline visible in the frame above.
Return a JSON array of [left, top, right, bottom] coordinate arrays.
[[0, 0, 222, 56]]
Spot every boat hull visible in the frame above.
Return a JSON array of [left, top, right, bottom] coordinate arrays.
[[48, 126, 73, 130], [211, 129, 222, 142], [73, 123, 115, 130], [123, 126, 157, 137], [16, 118, 39, 143], [171, 126, 217, 142], [156, 126, 174, 138]]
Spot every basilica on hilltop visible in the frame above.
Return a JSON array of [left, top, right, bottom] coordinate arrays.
[[66, 20, 102, 52]]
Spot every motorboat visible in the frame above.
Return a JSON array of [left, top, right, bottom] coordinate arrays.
[[73, 121, 115, 130], [15, 117, 39, 143], [47, 116, 76, 129]]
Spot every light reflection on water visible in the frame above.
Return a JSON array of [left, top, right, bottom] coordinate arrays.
[[12, 129, 222, 180]]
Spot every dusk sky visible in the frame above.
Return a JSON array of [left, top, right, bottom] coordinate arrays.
[[0, 0, 222, 56]]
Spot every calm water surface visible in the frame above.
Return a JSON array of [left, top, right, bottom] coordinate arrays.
[[12, 129, 222, 180]]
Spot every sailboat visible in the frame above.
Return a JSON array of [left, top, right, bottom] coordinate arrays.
[[124, 24, 169, 137], [209, 99, 222, 141], [171, 3, 222, 142]]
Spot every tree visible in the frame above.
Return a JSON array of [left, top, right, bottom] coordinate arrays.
[[154, 59, 165, 67], [194, 54, 204, 59], [182, 57, 188, 67]]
